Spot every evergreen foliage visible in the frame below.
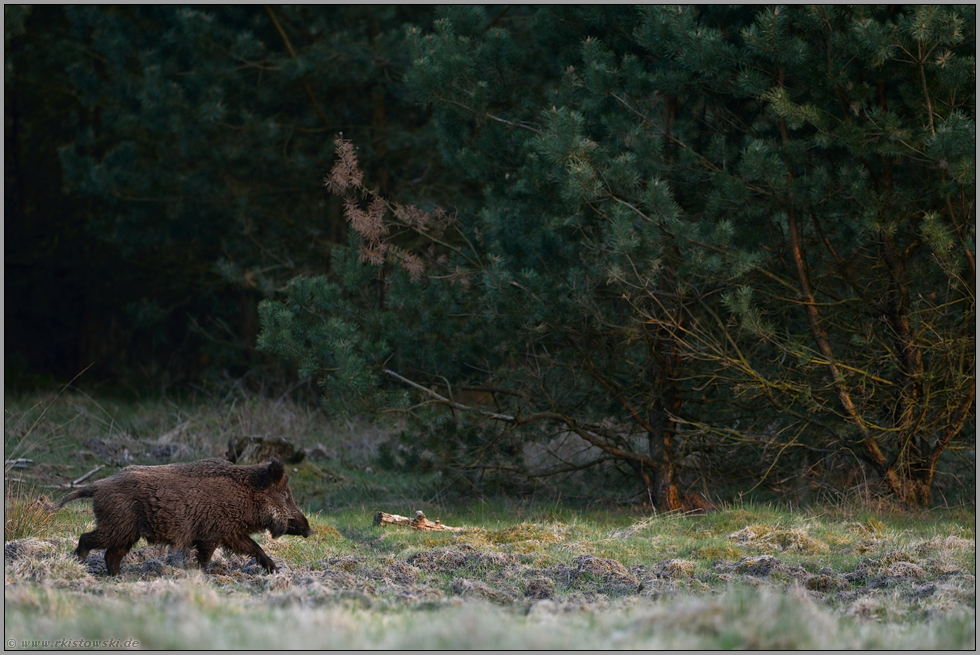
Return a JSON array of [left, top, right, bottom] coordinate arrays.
[[7, 5, 451, 382], [259, 6, 974, 507]]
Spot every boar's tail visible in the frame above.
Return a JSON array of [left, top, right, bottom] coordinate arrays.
[[57, 485, 97, 508]]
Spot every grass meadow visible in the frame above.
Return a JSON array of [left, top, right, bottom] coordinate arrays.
[[4, 390, 976, 649]]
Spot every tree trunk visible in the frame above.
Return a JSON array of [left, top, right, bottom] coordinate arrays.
[[649, 400, 683, 512]]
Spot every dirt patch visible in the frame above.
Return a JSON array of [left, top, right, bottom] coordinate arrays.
[[360, 559, 422, 586], [407, 547, 518, 574], [316, 568, 367, 591], [536, 555, 641, 597], [524, 577, 556, 599], [452, 577, 519, 604], [572, 555, 636, 582], [804, 574, 839, 593], [716, 554, 780, 577], [710, 554, 808, 584]]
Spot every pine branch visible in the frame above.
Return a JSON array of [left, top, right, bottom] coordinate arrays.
[[264, 5, 332, 131]]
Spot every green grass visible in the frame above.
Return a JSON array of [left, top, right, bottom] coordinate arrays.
[[4, 390, 976, 649]]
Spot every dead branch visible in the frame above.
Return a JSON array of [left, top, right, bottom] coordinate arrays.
[[373, 510, 465, 532], [67, 465, 105, 487]]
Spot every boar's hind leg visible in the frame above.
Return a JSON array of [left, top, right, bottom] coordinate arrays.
[[74, 531, 98, 563], [104, 541, 137, 576], [224, 535, 277, 573], [76, 528, 137, 575], [192, 540, 218, 570], [74, 529, 110, 565]]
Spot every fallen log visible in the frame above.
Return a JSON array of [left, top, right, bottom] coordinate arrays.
[[373, 510, 465, 532]]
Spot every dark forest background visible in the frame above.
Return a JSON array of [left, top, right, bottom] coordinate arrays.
[[5, 5, 975, 509]]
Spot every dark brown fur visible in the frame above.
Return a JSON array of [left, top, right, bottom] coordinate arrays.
[[58, 458, 313, 575]]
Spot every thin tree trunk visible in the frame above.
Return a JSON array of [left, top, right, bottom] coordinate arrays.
[[785, 206, 913, 501]]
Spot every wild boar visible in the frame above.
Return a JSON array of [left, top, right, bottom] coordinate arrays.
[[57, 457, 313, 575]]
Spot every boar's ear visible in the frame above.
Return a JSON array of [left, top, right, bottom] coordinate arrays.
[[251, 458, 285, 489], [267, 458, 285, 483]]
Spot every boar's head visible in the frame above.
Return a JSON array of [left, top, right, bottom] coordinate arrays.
[[251, 458, 314, 539]]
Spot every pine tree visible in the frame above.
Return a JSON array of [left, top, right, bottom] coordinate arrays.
[[260, 6, 974, 507], [11, 6, 454, 381]]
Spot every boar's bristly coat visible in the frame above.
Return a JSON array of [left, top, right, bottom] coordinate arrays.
[[58, 458, 313, 575]]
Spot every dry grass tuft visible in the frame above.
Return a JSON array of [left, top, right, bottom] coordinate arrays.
[[886, 561, 928, 578], [728, 524, 829, 554], [572, 555, 637, 583], [655, 559, 696, 579], [913, 535, 974, 554], [4, 489, 56, 542], [4, 538, 89, 582]]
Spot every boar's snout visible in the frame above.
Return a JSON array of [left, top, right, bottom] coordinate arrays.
[[287, 514, 314, 538]]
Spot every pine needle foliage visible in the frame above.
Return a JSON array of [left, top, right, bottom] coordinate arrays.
[[9, 6, 456, 380], [258, 6, 974, 508]]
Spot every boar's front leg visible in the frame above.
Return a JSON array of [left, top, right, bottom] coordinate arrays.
[[223, 535, 277, 573]]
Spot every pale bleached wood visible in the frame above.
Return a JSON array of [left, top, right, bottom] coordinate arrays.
[[373, 510, 464, 532]]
